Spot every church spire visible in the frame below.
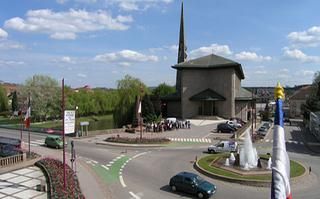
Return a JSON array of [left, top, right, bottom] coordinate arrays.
[[177, 1, 187, 64]]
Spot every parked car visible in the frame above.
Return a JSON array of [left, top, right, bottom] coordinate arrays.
[[208, 141, 238, 153], [217, 123, 236, 133], [45, 135, 65, 149], [226, 120, 242, 129], [229, 117, 246, 125], [262, 122, 271, 129], [169, 171, 216, 198], [257, 126, 268, 136]]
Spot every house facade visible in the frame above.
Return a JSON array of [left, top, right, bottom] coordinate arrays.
[[289, 85, 312, 118]]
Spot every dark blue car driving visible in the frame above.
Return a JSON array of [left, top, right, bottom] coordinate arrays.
[[169, 172, 216, 198]]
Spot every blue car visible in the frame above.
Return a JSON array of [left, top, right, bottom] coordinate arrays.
[[169, 172, 216, 198]]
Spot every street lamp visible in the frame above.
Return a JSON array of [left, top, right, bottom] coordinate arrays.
[[75, 106, 78, 137]]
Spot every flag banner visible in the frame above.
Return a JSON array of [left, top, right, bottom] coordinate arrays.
[[24, 97, 31, 128], [271, 83, 292, 199], [138, 101, 142, 114]]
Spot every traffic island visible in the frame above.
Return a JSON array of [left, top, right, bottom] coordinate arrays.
[[194, 153, 306, 187]]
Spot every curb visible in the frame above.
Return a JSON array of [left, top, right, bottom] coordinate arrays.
[[96, 141, 166, 147], [194, 157, 307, 187]]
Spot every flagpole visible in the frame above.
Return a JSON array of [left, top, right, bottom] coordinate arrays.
[[62, 78, 67, 190], [28, 93, 30, 157], [20, 109, 23, 145]]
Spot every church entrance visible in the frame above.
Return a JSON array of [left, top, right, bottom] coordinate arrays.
[[200, 101, 215, 116]]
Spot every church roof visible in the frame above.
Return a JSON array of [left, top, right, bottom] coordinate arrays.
[[172, 54, 245, 79], [190, 88, 226, 101], [235, 87, 253, 101]]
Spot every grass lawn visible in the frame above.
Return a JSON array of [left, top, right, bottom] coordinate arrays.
[[198, 154, 305, 181]]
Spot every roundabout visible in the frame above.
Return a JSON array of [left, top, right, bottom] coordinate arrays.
[[195, 153, 306, 187]]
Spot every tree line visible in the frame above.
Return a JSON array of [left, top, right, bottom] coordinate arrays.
[[0, 74, 175, 128]]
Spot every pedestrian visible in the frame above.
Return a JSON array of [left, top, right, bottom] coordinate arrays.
[[309, 166, 312, 174]]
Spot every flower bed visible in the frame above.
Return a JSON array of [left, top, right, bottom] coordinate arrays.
[[35, 158, 85, 199], [105, 136, 170, 144]]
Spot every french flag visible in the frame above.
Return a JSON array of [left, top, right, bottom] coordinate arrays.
[[271, 83, 292, 199], [24, 97, 31, 129]]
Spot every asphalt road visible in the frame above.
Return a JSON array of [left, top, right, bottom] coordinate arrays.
[[1, 121, 320, 199]]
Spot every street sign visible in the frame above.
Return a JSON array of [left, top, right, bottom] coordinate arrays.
[[64, 110, 75, 134]]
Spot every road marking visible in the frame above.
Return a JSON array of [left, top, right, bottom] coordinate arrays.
[[202, 133, 212, 139], [132, 152, 147, 159], [266, 139, 270, 142], [119, 175, 126, 187], [101, 165, 109, 170], [129, 192, 140, 199]]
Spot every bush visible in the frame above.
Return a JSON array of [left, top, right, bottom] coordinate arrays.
[[35, 158, 85, 199], [105, 136, 170, 144]]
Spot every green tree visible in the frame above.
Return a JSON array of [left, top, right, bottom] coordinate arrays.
[[151, 83, 175, 115], [152, 83, 175, 97], [11, 91, 18, 112], [0, 85, 9, 112], [142, 94, 156, 123], [19, 75, 61, 121], [305, 72, 320, 111], [113, 75, 146, 127]]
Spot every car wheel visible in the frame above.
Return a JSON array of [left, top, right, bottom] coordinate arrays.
[[171, 185, 177, 192], [197, 192, 204, 199]]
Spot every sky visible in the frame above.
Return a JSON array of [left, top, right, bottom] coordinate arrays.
[[0, 0, 320, 88]]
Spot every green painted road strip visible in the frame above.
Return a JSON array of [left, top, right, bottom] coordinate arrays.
[[91, 155, 129, 184]]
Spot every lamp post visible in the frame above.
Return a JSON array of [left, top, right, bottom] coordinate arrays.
[[75, 106, 78, 137]]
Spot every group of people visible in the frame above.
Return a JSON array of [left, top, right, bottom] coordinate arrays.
[[145, 119, 191, 132]]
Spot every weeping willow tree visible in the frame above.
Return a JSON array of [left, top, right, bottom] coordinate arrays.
[[113, 75, 147, 127]]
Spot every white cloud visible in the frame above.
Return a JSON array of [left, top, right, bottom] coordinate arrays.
[[283, 47, 320, 62], [53, 56, 76, 64], [4, 9, 133, 40], [77, 73, 87, 78], [0, 41, 24, 50], [253, 70, 267, 74], [190, 43, 232, 58], [301, 70, 314, 76], [0, 28, 8, 39], [279, 68, 289, 73], [108, 0, 174, 11], [235, 51, 271, 62], [94, 49, 158, 66], [56, 0, 68, 4], [288, 26, 320, 47], [0, 59, 25, 66]]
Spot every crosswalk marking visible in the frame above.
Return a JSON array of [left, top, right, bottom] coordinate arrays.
[[23, 139, 44, 147], [168, 137, 211, 143]]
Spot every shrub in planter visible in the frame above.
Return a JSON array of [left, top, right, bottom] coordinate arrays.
[[105, 136, 170, 144], [35, 158, 85, 199]]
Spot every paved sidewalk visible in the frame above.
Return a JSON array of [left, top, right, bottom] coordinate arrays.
[[0, 166, 46, 199]]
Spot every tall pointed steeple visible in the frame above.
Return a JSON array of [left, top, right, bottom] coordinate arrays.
[[177, 1, 187, 64], [176, 1, 186, 95]]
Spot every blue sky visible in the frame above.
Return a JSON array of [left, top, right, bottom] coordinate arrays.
[[0, 0, 320, 88]]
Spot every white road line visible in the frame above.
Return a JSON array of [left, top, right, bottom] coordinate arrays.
[[201, 138, 205, 142], [110, 161, 114, 164], [101, 165, 109, 170], [132, 152, 147, 159], [91, 160, 98, 164], [266, 139, 270, 142], [119, 175, 126, 187], [202, 133, 212, 139], [29, 143, 38, 147], [129, 192, 141, 199], [106, 164, 111, 167]]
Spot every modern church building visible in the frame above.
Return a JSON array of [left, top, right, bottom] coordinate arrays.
[[162, 2, 253, 121]]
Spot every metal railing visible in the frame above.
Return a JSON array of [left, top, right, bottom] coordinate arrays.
[[0, 153, 23, 167]]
